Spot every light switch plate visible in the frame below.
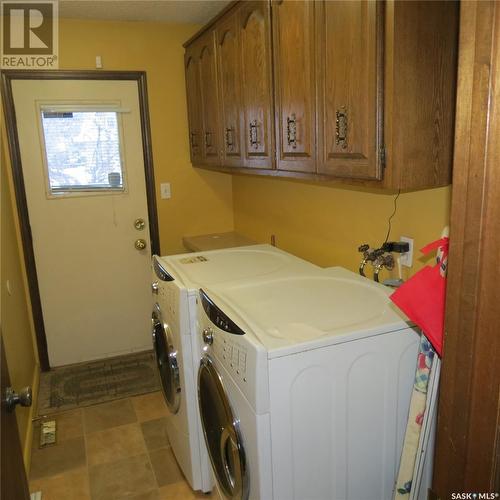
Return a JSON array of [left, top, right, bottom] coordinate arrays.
[[400, 236, 414, 267], [160, 183, 171, 199]]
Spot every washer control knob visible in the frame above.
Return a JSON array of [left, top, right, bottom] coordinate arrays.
[[202, 327, 214, 345], [151, 281, 159, 294]]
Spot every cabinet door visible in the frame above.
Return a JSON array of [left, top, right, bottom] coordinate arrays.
[[198, 30, 221, 166], [273, 0, 316, 173], [317, 0, 383, 179], [239, 1, 274, 169], [185, 45, 203, 165], [216, 10, 244, 168]]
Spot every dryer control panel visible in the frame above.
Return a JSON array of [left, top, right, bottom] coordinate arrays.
[[152, 255, 175, 281], [153, 274, 179, 329]]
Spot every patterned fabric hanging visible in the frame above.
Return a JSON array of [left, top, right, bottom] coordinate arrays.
[[393, 336, 435, 498]]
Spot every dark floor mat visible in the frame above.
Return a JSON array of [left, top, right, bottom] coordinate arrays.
[[37, 351, 160, 416]]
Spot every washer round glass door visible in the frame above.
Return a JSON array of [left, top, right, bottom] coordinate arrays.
[[152, 305, 181, 413], [198, 356, 248, 500]]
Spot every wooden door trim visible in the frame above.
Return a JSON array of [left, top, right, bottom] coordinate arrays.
[[433, 1, 500, 493], [0, 70, 160, 371]]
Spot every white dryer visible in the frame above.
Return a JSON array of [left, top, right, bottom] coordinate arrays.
[[151, 245, 321, 493], [196, 267, 420, 500]]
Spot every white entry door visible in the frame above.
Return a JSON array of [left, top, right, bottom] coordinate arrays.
[[11, 79, 155, 367]]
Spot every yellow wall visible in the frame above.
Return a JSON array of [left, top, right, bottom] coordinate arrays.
[[233, 176, 451, 277], [0, 17, 235, 471], [59, 18, 234, 254], [1, 120, 39, 467]]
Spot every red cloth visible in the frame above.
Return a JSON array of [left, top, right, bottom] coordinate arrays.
[[390, 238, 449, 356]]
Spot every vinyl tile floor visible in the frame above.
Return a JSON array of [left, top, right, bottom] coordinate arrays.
[[29, 392, 220, 500]]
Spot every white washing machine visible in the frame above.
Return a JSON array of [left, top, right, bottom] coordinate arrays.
[[196, 267, 420, 500], [152, 257, 205, 489], [151, 245, 322, 493]]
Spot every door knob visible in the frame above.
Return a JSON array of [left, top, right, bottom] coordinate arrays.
[[135, 239, 147, 250], [134, 218, 146, 231], [4, 386, 32, 413]]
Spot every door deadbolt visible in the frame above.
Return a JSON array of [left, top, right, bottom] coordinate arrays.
[[134, 218, 146, 231], [4, 386, 32, 413], [135, 239, 147, 250]]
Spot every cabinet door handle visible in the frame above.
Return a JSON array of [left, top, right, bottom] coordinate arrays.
[[286, 113, 297, 149], [205, 131, 212, 148], [249, 120, 260, 149], [335, 107, 348, 149], [190, 132, 198, 149], [225, 127, 234, 150]]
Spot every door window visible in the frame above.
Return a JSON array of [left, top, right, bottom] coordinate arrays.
[[39, 105, 127, 196]]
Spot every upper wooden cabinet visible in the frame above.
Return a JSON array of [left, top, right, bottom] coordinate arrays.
[[216, 9, 244, 167], [383, 0, 458, 189], [316, 0, 382, 180], [198, 30, 221, 166], [273, 0, 316, 173], [184, 44, 202, 164], [238, 1, 274, 169], [183, 0, 458, 191]]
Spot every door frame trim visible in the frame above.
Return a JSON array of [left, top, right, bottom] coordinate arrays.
[[1, 70, 160, 371]]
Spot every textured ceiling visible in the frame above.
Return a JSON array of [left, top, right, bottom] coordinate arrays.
[[59, 0, 231, 24]]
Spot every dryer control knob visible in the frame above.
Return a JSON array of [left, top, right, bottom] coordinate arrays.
[[202, 328, 214, 345], [151, 282, 159, 294]]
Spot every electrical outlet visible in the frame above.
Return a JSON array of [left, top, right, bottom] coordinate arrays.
[[160, 183, 171, 199], [399, 236, 414, 267]]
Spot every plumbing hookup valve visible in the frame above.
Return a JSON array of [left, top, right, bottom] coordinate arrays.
[[373, 252, 395, 282], [358, 244, 382, 277], [358, 244, 395, 282]]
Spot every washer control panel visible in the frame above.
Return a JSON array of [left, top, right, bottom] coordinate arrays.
[[197, 289, 270, 413], [214, 335, 248, 381], [200, 289, 245, 335], [206, 326, 268, 412]]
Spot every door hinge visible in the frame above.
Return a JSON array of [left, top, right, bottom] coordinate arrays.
[[379, 145, 387, 168]]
